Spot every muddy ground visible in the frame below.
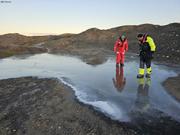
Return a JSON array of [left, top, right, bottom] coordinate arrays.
[[163, 75, 180, 101], [0, 77, 180, 135]]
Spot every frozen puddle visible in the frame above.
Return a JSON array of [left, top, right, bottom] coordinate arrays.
[[0, 53, 179, 122]]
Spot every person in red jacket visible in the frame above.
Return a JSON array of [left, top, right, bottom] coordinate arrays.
[[114, 34, 128, 66]]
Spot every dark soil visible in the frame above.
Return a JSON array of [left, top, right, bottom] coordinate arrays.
[[0, 77, 180, 135], [163, 74, 180, 101]]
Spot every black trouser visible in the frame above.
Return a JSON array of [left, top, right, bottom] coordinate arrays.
[[139, 56, 152, 75], [140, 58, 151, 69]]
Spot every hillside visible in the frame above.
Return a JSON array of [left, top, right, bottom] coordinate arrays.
[[0, 33, 48, 57], [0, 33, 75, 58], [44, 23, 180, 64], [0, 23, 180, 64]]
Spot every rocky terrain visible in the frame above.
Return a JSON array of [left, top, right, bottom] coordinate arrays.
[[163, 74, 180, 101], [0, 33, 47, 58], [0, 23, 180, 135], [0, 77, 137, 135], [43, 23, 180, 64], [0, 77, 180, 135], [0, 23, 180, 64]]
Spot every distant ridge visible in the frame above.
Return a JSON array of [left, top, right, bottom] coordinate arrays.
[[0, 23, 180, 64]]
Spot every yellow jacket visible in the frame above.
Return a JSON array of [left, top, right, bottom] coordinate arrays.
[[146, 36, 156, 52]]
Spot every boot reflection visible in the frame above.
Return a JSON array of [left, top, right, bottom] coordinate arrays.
[[130, 78, 153, 123], [112, 65, 126, 92], [135, 78, 151, 112]]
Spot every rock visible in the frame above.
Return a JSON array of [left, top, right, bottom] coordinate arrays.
[[163, 75, 180, 101]]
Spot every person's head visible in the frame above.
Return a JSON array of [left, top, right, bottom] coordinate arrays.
[[137, 33, 144, 42], [119, 34, 126, 41]]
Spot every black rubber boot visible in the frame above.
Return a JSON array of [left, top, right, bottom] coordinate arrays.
[[145, 73, 151, 78], [137, 74, 144, 78]]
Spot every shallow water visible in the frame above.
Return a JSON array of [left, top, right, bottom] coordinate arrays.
[[0, 53, 179, 122]]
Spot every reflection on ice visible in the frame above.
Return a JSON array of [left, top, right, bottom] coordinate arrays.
[[134, 78, 151, 113], [0, 53, 179, 122], [112, 65, 126, 92], [130, 78, 152, 121]]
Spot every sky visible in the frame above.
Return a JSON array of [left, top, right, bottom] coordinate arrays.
[[0, 0, 180, 35]]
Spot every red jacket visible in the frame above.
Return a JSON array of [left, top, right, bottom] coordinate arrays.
[[114, 39, 128, 53]]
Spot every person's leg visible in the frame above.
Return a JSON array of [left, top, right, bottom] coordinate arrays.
[[145, 60, 152, 78], [137, 58, 145, 78], [116, 52, 121, 66], [120, 53, 125, 66]]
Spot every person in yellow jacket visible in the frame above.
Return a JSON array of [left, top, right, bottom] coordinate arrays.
[[137, 33, 156, 78]]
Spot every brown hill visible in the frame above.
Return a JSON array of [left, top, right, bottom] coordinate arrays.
[[0, 33, 49, 47], [44, 23, 180, 64], [0, 23, 180, 64], [0, 33, 49, 57], [0, 33, 75, 58]]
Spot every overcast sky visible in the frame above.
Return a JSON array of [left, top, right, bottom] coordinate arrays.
[[0, 0, 180, 35]]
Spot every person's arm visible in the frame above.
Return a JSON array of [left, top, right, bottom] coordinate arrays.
[[114, 40, 118, 52], [125, 40, 128, 51], [147, 36, 156, 52]]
